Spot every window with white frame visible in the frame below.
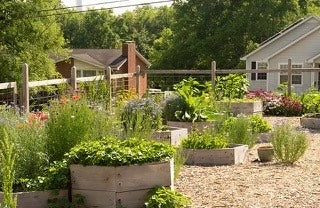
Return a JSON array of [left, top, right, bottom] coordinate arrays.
[[257, 62, 267, 80], [83, 70, 97, 77], [279, 64, 302, 85]]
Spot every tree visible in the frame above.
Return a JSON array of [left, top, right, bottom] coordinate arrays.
[[151, 0, 309, 69], [0, 0, 66, 82]]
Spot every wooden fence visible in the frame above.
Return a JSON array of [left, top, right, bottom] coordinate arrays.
[[147, 58, 320, 95], [0, 63, 138, 113]]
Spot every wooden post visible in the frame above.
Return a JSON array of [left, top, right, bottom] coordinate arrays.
[[211, 61, 216, 90], [287, 58, 292, 96], [21, 63, 29, 113], [105, 67, 112, 109], [13, 84, 17, 107], [136, 65, 141, 97], [71, 66, 77, 91]]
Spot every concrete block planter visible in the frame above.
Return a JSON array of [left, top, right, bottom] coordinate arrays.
[[183, 144, 248, 166], [300, 114, 320, 129], [167, 121, 215, 133], [71, 160, 174, 208], [152, 127, 188, 146], [0, 190, 68, 208], [218, 100, 263, 116]]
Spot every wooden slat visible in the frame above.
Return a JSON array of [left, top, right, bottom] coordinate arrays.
[[29, 79, 69, 88], [0, 82, 16, 90], [111, 73, 135, 79], [146, 70, 211, 74], [77, 75, 105, 82]]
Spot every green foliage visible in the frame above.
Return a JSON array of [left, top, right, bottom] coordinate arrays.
[[120, 98, 162, 139], [66, 138, 175, 166], [145, 186, 191, 208], [173, 78, 211, 122], [0, 0, 66, 82], [182, 129, 228, 149], [271, 124, 308, 164], [214, 74, 249, 100], [46, 98, 117, 162], [248, 114, 272, 134], [224, 116, 257, 147], [0, 128, 17, 208], [300, 89, 320, 114], [163, 94, 187, 122], [173, 146, 186, 180], [48, 194, 85, 208]]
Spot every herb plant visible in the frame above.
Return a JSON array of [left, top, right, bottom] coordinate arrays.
[[66, 138, 175, 166], [182, 129, 228, 149], [145, 187, 191, 208], [271, 124, 308, 164]]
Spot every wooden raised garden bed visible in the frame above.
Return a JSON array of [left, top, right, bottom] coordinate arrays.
[[183, 144, 248, 166], [71, 160, 174, 208], [300, 114, 320, 129], [0, 190, 68, 208], [152, 127, 188, 146], [218, 100, 263, 116], [167, 121, 215, 133]]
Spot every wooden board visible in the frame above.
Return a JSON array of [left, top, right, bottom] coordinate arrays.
[[72, 189, 116, 208]]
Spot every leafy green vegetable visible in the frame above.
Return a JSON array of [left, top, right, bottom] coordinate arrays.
[[182, 129, 228, 149], [214, 74, 249, 100]]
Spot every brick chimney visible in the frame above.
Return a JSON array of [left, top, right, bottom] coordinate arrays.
[[122, 41, 136, 74]]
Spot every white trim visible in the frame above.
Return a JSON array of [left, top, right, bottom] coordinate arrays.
[[267, 25, 320, 60], [256, 61, 268, 80], [72, 56, 106, 69], [136, 50, 152, 68], [307, 53, 320, 63], [277, 63, 303, 86], [241, 16, 320, 60]]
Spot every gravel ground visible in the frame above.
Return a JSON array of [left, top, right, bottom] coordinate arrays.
[[176, 117, 320, 208]]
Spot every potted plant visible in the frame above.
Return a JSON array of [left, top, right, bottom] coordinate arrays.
[[257, 146, 274, 162]]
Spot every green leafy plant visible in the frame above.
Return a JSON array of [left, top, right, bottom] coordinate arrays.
[[163, 94, 187, 122], [214, 74, 249, 100], [173, 146, 186, 180], [66, 138, 175, 166], [182, 129, 228, 149], [224, 116, 257, 147], [300, 89, 320, 114], [145, 186, 191, 208], [120, 98, 162, 139], [248, 114, 272, 133], [271, 124, 308, 164], [48, 194, 85, 208], [0, 128, 17, 208]]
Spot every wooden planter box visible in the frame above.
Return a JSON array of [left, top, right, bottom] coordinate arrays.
[[300, 116, 320, 129], [152, 127, 188, 146], [71, 160, 174, 208], [167, 121, 214, 133], [0, 190, 68, 208], [218, 100, 263, 116], [183, 144, 248, 166]]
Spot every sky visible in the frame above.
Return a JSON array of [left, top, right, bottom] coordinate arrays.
[[62, 0, 173, 14]]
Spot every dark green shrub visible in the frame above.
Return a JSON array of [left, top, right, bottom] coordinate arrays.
[[145, 187, 191, 208], [163, 94, 187, 122], [182, 129, 228, 149], [121, 98, 162, 139], [271, 124, 308, 164], [66, 138, 175, 166]]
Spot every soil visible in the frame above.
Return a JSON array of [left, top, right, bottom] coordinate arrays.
[[175, 117, 320, 208]]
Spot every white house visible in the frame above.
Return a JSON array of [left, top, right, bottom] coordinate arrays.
[[241, 15, 320, 93]]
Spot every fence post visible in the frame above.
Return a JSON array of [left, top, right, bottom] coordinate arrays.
[[105, 67, 112, 109], [21, 63, 29, 113], [211, 61, 216, 90], [71, 66, 77, 91], [136, 65, 141, 97], [287, 58, 292, 96], [13, 84, 17, 107]]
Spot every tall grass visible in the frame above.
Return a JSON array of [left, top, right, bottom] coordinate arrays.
[[272, 124, 308, 164]]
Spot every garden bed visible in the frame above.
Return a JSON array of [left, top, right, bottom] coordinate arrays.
[[167, 121, 215, 133], [219, 100, 263, 116], [0, 190, 68, 208], [183, 144, 248, 166], [152, 127, 188, 146], [70, 160, 174, 208], [300, 114, 320, 129]]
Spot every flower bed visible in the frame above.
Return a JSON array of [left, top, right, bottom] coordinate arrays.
[[152, 127, 188, 146], [183, 144, 248, 166]]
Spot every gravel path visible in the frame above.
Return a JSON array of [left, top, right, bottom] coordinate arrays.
[[176, 117, 320, 208]]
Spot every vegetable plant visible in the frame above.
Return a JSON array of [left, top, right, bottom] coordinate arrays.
[[214, 74, 249, 100], [182, 129, 228, 149], [300, 89, 320, 114]]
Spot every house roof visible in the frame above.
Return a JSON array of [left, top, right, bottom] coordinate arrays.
[[55, 48, 151, 69], [241, 15, 320, 60], [307, 52, 320, 63]]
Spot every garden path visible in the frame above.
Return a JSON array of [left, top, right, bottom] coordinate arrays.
[[176, 117, 320, 208]]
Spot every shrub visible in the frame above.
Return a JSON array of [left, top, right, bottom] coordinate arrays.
[[248, 114, 271, 133], [182, 129, 228, 149], [163, 94, 187, 122], [46, 97, 115, 162], [300, 89, 320, 113], [264, 96, 303, 116], [271, 124, 308, 164], [121, 98, 162, 139], [225, 116, 257, 147], [214, 74, 249, 100], [66, 138, 175, 166], [145, 187, 191, 208]]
